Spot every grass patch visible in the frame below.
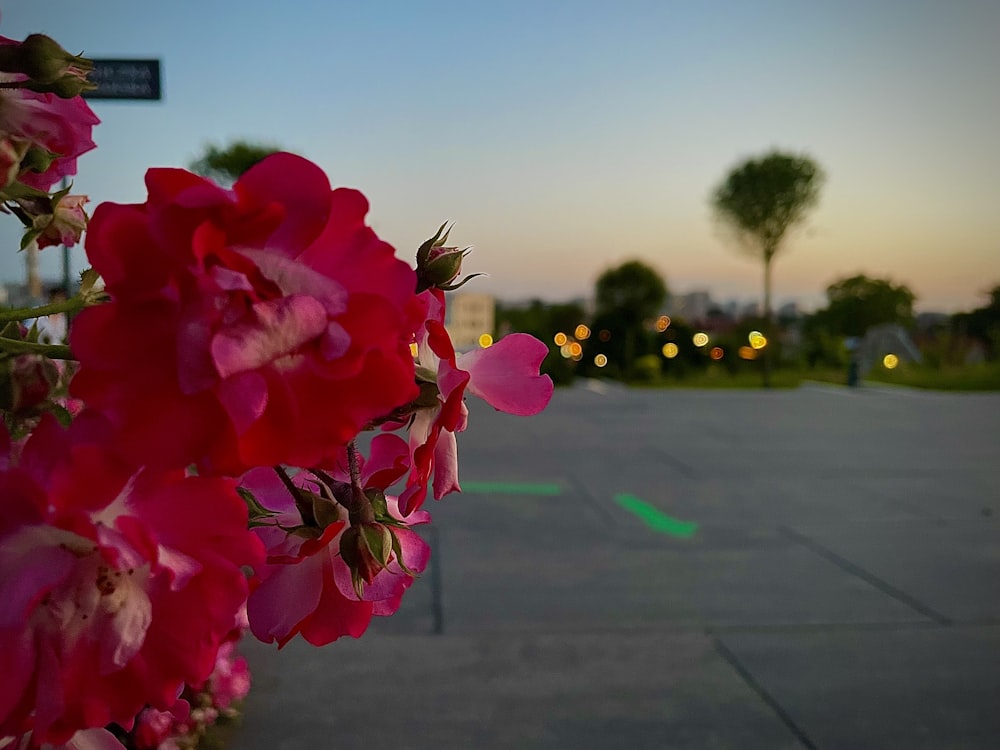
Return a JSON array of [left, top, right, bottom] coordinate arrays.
[[864, 362, 1000, 391], [633, 366, 802, 389]]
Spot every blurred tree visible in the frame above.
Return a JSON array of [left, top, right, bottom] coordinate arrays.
[[495, 299, 586, 385], [810, 274, 916, 338], [711, 151, 824, 321], [952, 284, 1000, 361], [594, 260, 667, 379], [189, 139, 284, 185], [711, 150, 824, 385]]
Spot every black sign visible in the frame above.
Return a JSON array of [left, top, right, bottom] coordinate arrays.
[[83, 59, 161, 101]]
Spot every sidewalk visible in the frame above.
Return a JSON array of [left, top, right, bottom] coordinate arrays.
[[231, 386, 1000, 749]]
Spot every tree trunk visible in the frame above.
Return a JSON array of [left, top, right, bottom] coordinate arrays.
[[762, 253, 773, 388]]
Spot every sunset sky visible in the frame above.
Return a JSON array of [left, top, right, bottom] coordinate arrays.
[[3, 1, 998, 313]]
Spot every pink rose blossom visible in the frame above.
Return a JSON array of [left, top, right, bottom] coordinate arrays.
[[0, 36, 99, 191], [70, 153, 423, 475], [245, 434, 430, 647], [0, 416, 263, 745], [399, 289, 553, 514], [0, 728, 125, 750], [36, 194, 88, 250]]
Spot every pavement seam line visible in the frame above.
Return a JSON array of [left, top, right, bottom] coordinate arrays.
[[778, 525, 953, 626], [712, 637, 818, 750], [643, 444, 700, 479]]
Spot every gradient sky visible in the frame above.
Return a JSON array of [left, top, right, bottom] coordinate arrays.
[[3, 1, 997, 312]]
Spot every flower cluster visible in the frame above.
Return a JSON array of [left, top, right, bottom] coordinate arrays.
[[0, 32, 97, 250], [0, 24, 553, 750]]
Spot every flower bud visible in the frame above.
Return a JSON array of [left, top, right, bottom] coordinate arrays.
[[0, 34, 94, 86], [339, 522, 394, 591], [1, 354, 59, 413], [22, 73, 97, 98], [416, 245, 469, 293]]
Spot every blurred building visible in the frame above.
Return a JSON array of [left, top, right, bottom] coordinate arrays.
[[665, 291, 713, 324], [444, 292, 495, 351]]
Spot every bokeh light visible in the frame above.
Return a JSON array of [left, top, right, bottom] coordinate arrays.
[[738, 346, 756, 360], [655, 315, 671, 332], [883, 353, 899, 369], [560, 343, 573, 358], [568, 341, 583, 357], [554, 332, 568, 346], [662, 342, 679, 359], [598, 329, 611, 342], [594, 354, 608, 367], [692, 332, 709, 347], [710, 346, 724, 360], [748, 331, 767, 350], [575, 324, 591, 340], [478, 333, 493, 348]]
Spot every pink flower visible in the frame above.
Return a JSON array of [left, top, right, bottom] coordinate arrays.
[[245, 434, 430, 647], [0, 135, 30, 190], [0, 728, 126, 750], [36, 194, 88, 250], [70, 153, 423, 475], [0, 416, 263, 745], [0, 36, 99, 191], [204, 641, 251, 712], [399, 290, 553, 514], [131, 700, 189, 750]]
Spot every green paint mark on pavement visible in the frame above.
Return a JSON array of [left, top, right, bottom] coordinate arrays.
[[614, 493, 699, 538], [461, 481, 562, 496]]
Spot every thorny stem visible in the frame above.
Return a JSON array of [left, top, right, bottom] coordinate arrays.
[[345, 441, 375, 524], [0, 296, 86, 324], [273, 465, 314, 526], [0, 337, 74, 360], [346, 440, 362, 488]]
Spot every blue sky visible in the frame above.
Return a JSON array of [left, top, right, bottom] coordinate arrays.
[[3, 1, 998, 312]]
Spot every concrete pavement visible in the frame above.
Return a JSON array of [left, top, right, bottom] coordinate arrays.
[[230, 383, 1000, 749]]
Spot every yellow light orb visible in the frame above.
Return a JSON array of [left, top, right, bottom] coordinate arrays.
[[560, 343, 573, 358], [568, 341, 583, 357], [883, 353, 899, 369], [554, 332, 568, 346], [662, 342, 679, 359], [478, 333, 493, 348], [748, 331, 767, 350], [655, 315, 671, 332], [692, 332, 709, 347], [710, 346, 724, 360], [738, 346, 756, 360], [575, 324, 591, 340], [594, 354, 608, 367]]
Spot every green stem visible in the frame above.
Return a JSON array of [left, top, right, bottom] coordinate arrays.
[[0, 337, 74, 360], [274, 465, 316, 528], [0, 296, 85, 324], [345, 441, 375, 524]]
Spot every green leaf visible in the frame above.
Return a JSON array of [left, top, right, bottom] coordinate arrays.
[[236, 486, 277, 523]]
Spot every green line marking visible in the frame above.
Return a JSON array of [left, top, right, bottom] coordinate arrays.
[[614, 493, 699, 538], [461, 481, 562, 496]]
